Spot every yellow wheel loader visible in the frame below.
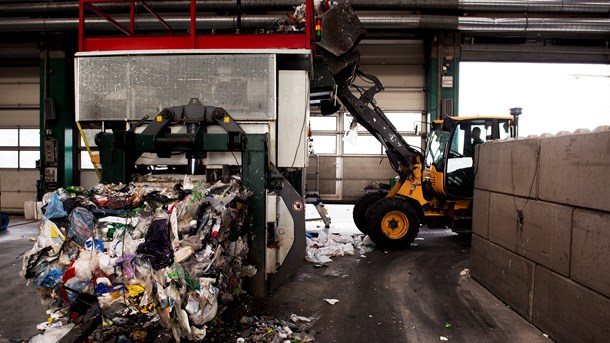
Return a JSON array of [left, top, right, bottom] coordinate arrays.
[[313, 2, 520, 249]]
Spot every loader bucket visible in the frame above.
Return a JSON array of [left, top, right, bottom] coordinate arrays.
[[317, 1, 367, 56]]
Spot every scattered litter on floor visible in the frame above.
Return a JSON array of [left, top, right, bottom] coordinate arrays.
[[324, 299, 339, 305], [305, 231, 361, 263], [460, 268, 470, 277], [29, 323, 75, 343], [291, 314, 314, 323], [440, 336, 449, 341], [323, 268, 342, 277], [21, 175, 314, 342], [444, 322, 453, 328], [236, 316, 316, 342], [359, 235, 376, 254]]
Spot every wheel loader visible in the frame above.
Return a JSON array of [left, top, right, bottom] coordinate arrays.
[[312, 2, 521, 249]]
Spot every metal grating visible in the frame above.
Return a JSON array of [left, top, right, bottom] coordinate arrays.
[[76, 53, 276, 121]]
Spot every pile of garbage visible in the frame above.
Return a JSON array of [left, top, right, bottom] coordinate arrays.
[[22, 175, 260, 342], [279, 0, 336, 32]]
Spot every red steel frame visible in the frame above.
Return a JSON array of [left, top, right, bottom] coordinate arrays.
[[79, 0, 314, 52]]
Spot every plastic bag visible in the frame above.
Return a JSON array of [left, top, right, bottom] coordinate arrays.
[[29, 323, 75, 343], [44, 193, 68, 219], [136, 219, 174, 270], [68, 207, 96, 246], [35, 265, 65, 288]]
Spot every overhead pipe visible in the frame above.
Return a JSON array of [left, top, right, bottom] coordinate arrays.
[[0, 1, 240, 16], [349, 0, 610, 13], [360, 15, 610, 33], [1, 0, 610, 16], [0, 14, 610, 33]]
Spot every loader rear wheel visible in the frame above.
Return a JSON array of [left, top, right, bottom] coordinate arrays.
[[353, 191, 387, 234], [367, 197, 420, 249]]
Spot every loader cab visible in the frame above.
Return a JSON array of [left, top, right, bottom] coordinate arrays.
[[425, 117, 513, 199]]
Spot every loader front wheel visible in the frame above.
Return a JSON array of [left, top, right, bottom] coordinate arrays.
[[353, 191, 387, 235], [367, 197, 420, 249]]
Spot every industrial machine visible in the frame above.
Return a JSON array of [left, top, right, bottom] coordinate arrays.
[[313, 2, 520, 249], [74, 0, 318, 297]]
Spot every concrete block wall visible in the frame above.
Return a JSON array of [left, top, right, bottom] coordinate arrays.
[[472, 127, 610, 343]]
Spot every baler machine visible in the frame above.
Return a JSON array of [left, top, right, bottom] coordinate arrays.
[[76, 52, 311, 297]]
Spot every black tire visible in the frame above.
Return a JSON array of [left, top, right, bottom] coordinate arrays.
[[367, 197, 420, 249], [352, 192, 387, 234]]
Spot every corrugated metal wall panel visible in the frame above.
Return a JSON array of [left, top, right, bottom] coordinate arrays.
[[0, 170, 38, 212], [354, 65, 426, 88], [0, 110, 39, 127], [0, 67, 40, 213], [371, 92, 425, 111], [342, 156, 397, 201]]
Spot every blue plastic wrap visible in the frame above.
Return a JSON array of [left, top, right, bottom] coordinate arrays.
[[44, 193, 68, 219]]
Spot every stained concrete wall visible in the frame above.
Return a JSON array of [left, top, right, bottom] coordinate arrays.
[[472, 127, 610, 343]]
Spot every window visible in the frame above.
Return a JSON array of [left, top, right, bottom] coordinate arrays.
[[310, 116, 337, 131], [344, 136, 382, 155], [0, 128, 39, 169], [310, 135, 336, 154], [309, 111, 423, 156]]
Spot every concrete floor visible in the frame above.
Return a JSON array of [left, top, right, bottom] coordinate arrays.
[[0, 209, 552, 342], [259, 228, 552, 342], [0, 216, 48, 342]]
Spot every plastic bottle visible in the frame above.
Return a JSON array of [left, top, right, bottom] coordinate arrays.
[[211, 222, 221, 238]]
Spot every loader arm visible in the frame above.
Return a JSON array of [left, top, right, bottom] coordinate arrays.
[[313, 1, 422, 180], [318, 49, 423, 180]]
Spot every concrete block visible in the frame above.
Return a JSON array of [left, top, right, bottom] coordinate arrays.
[[511, 138, 540, 198], [474, 140, 511, 193], [533, 266, 610, 343], [571, 209, 610, 298], [472, 189, 490, 238], [517, 200, 572, 276], [475, 138, 539, 198], [488, 192, 524, 252], [471, 236, 535, 319], [539, 130, 610, 212]]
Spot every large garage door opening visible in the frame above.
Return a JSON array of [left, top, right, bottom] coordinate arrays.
[[459, 62, 610, 136]]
